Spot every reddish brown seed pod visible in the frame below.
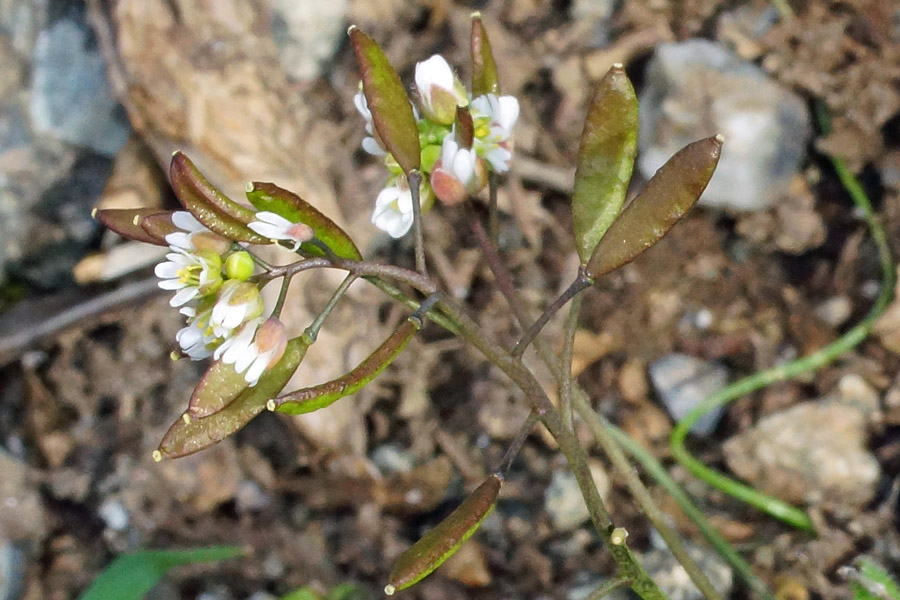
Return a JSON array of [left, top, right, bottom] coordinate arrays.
[[585, 135, 723, 279], [385, 473, 503, 594], [96, 208, 171, 245]]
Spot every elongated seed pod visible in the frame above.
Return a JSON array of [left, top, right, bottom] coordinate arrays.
[[169, 152, 268, 244], [585, 135, 723, 279], [470, 13, 500, 97], [272, 317, 420, 414], [386, 473, 503, 594], [96, 208, 170, 245]]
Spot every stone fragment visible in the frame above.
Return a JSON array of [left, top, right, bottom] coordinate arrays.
[[648, 353, 728, 437], [639, 39, 810, 212], [723, 400, 880, 507]]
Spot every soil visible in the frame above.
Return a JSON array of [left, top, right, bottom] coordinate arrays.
[[2, 1, 900, 599]]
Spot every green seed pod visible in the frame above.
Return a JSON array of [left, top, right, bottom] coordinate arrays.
[[169, 152, 269, 244], [225, 251, 254, 281], [386, 473, 503, 594], [348, 26, 421, 175], [271, 317, 421, 414], [470, 13, 500, 97]]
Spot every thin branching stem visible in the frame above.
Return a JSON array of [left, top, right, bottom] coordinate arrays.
[[559, 293, 582, 430], [271, 273, 294, 319], [513, 271, 593, 358], [408, 170, 427, 276], [488, 173, 500, 247], [586, 576, 632, 600], [304, 274, 357, 343], [496, 411, 538, 474]]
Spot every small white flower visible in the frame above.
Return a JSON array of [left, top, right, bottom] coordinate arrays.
[[174, 304, 218, 360], [247, 211, 314, 250], [414, 55, 467, 125], [470, 94, 520, 172], [372, 185, 415, 239], [429, 131, 486, 205], [210, 280, 265, 336], [154, 249, 222, 307], [354, 86, 386, 156], [214, 318, 288, 385]]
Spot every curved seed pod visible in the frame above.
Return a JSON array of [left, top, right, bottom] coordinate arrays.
[[187, 359, 251, 419], [349, 26, 421, 175], [586, 135, 723, 279], [470, 13, 500, 97], [386, 473, 503, 594], [245, 182, 363, 260], [571, 64, 638, 263], [140, 211, 179, 241], [156, 337, 310, 459], [96, 208, 170, 245], [169, 152, 268, 244], [272, 317, 420, 415]]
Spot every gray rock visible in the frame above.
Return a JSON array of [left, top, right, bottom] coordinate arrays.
[[0, 450, 45, 545], [570, 0, 615, 46], [235, 481, 271, 514], [723, 399, 880, 507], [267, 0, 349, 81], [0, 541, 25, 600], [29, 11, 129, 155], [639, 530, 732, 600], [98, 500, 129, 532], [649, 353, 728, 436], [0, 0, 48, 58], [638, 39, 810, 212], [545, 470, 589, 532], [371, 444, 415, 475]]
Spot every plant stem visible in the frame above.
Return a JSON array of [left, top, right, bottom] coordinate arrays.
[[488, 173, 500, 247], [271, 273, 294, 319], [513, 271, 593, 358], [304, 274, 357, 343], [560, 293, 582, 429], [496, 411, 538, 474], [587, 576, 632, 600], [408, 170, 427, 276]]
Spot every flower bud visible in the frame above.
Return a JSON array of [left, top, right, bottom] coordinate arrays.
[[225, 250, 254, 281], [415, 55, 468, 126]]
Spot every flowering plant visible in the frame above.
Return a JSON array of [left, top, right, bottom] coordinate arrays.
[[96, 14, 730, 599]]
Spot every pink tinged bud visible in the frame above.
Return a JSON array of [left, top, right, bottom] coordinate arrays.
[[287, 222, 315, 243], [255, 318, 288, 368], [431, 167, 467, 206]]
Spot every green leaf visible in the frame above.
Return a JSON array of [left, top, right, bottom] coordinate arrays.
[[349, 27, 421, 175], [96, 208, 170, 246], [245, 182, 363, 260], [273, 318, 419, 415], [188, 359, 251, 419], [571, 64, 638, 263], [77, 546, 244, 600], [157, 337, 310, 459], [470, 13, 500, 97], [386, 474, 502, 594], [280, 589, 322, 600], [854, 557, 900, 600], [169, 152, 268, 244], [586, 135, 723, 279]]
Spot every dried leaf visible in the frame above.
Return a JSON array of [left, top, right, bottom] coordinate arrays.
[[169, 152, 268, 244], [245, 182, 363, 260], [470, 14, 500, 97], [586, 135, 723, 278], [386, 473, 503, 594], [349, 27, 421, 175], [571, 65, 638, 263], [96, 208, 169, 245], [157, 337, 310, 459], [273, 318, 420, 415]]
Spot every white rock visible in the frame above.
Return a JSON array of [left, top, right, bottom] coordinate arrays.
[[648, 353, 729, 437]]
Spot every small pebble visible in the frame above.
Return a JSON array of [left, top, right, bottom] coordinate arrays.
[[648, 354, 729, 437]]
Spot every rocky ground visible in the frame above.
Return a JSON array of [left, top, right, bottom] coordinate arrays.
[[1, 1, 900, 599]]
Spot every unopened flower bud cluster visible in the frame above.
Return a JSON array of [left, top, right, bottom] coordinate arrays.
[[356, 55, 519, 238]]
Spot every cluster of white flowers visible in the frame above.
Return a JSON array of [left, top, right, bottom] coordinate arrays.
[[355, 54, 519, 238], [154, 211, 297, 386]]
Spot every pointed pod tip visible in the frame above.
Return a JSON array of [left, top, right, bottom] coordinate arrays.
[[152, 450, 163, 462], [182, 413, 192, 425], [245, 181, 254, 193], [471, 10, 482, 19], [491, 471, 505, 484], [132, 215, 141, 225], [384, 584, 396, 596], [612, 62, 624, 69], [90, 207, 98, 219], [715, 133, 725, 144], [347, 24, 358, 35], [266, 399, 277, 412]]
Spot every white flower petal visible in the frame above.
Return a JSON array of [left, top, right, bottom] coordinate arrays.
[[244, 354, 269, 385], [172, 211, 205, 232], [415, 55, 454, 93], [248, 221, 288, 239], [170, 286, 199, 307]]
